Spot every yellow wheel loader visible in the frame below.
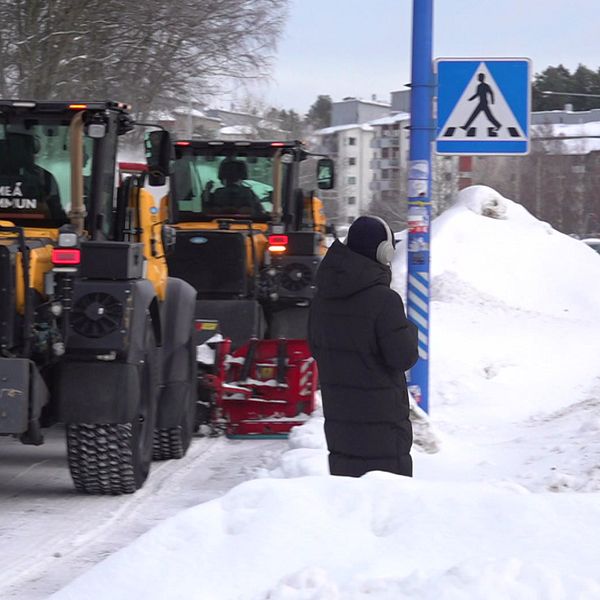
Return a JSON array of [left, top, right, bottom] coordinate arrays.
[[145, 139, 335, 436], [0, 101, 197, 494]]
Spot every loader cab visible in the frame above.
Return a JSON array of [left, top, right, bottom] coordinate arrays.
[[161, 140, 332, 226], [0, 100, 133, 239], [167, 141, 303, 224]]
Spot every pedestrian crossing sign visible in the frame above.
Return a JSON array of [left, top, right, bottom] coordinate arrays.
[[435, 58, 531, 155]]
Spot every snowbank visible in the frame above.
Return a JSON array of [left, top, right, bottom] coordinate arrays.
[[50, 475, 600, 600], [395, 185, 600, 318], [51, 185, 600, 599]]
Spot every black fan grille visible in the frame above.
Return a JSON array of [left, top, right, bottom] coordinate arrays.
[[280, 263, 312, 292], [71, 292, 124, 338]]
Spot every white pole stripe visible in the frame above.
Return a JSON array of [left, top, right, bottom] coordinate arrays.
[[408, 275, 428, 296], [408, 291, 428, 313], [408, 307, 428, 329], [418, 347, 429, 360], [418, 329, 428, 346]]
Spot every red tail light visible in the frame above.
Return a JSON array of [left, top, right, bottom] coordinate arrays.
[[52, 248, 81, 265], [268, 234, 288, 253]]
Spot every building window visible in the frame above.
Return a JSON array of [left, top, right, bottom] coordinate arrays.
[[381, 148, 389, 159], [381, 169, 389, 180], [348, 157, 356, 166], [348, 176, 356, 185], [347, 196, 356, 205], [348, 137, 356, 146]]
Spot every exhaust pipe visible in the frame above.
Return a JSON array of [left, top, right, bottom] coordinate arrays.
[[68, 111, 87, 235]]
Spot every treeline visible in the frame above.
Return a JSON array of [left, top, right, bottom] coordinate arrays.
[[240, 94, 332, 138], [0, 0, 288, 117], [533, 64, 600, 111]]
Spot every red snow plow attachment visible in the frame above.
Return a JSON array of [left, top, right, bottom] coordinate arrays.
[[201, 336, 318, 438]]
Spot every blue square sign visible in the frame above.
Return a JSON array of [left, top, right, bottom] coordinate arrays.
[[435, 58, 531, 155]]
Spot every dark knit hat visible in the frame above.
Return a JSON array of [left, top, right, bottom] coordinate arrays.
[[346, 215, 393, 263]]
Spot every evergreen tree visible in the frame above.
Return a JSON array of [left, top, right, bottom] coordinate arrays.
[[532, 64, 600, 111], [305, 95, 332, 130]]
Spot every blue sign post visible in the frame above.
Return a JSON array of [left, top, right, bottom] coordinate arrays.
[[407, 0, 434, 413], [436, 58, 531, 155]]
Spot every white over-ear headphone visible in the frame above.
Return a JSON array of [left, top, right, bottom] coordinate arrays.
[[369, 215, 396, 265], [343, 215, 396, 265]]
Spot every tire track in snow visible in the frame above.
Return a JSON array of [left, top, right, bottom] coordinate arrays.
[[0, 427, 286, 599]]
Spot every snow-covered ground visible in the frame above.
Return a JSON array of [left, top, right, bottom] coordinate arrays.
[[0, 431, 286, 599], [50, 185, 600, 599]]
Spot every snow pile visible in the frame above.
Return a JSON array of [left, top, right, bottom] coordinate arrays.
[[51, 475, 600, 600], [397, 185, 600, 318], [51, 185, 600, 599]]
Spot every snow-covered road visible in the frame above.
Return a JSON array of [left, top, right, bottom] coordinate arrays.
[[0, 427, 286, 599]]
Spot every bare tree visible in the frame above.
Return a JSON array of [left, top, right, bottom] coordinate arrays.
[[0, 0, 289, 116]]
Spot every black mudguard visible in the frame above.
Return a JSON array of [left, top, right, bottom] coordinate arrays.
[[155, 277, 197, 429], [0, 358, 48, 435], [195, 299, 265, 350], [54, 361, 140, 424]]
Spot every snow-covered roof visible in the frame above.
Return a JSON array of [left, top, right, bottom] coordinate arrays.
[[532, 120, 600, 154], [173, 107, 221, 122], [219, 125, 257, 135], [147, 110, 176, 121], [368, 111, 410, 126], [334, 97, 391, 109], [314, 123, 373, 135]]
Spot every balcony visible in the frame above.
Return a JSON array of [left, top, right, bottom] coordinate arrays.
[[371, 136, 400, 149], [370, 179, 401, 192], [370, 158, 400, 170]]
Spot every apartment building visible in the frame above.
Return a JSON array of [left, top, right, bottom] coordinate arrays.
[[315, 123, 374, 227], [315, 92, 459, 230], [368, 112, 411, 225]]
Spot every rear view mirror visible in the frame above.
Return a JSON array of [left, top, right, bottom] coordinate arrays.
[[145, 130, 172, 186], [316, 158, 335, 190]]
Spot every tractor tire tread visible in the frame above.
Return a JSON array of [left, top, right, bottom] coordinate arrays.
[[67, 423, 138, 495], [152, 427, 185, 460]]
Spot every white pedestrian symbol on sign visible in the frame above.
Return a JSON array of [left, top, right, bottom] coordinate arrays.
[[438, 62, 525, 141]]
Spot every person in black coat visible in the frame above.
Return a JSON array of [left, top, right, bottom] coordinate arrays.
[[308, 215, 419, 477]]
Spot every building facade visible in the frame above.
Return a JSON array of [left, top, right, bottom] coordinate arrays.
[[314, 123, 374, 228], [331, 98, 391, 127], [368, 112, 411, 229]]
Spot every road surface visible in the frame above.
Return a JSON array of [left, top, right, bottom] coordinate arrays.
[[0, 427, 285, 599]]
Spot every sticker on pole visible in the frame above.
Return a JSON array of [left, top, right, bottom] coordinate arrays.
[[435, 58, 531, 155], [408, 206, 429, 234]]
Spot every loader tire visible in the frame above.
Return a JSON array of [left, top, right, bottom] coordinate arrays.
[[66, 319, 158, 494], [152, 327, 196, 460]]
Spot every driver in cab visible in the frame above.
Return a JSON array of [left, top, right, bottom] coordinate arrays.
[[207, 159, 265, 217], [0, 132, 66, 224]]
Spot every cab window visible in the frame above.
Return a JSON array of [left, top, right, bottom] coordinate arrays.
[[0, 121, 93, 228], [172, 153, 287, 222]]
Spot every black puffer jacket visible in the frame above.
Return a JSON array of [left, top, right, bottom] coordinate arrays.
[[308, 240, 419, 477]]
